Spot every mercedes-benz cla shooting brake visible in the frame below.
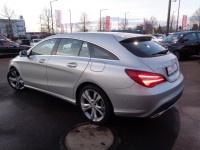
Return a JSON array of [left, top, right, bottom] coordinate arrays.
[[7, 32, 184, 124]]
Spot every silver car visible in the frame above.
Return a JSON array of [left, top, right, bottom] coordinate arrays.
[[7, 32, 184, 124]]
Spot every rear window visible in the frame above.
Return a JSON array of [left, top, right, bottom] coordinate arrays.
[[120, 37, 167, 57]]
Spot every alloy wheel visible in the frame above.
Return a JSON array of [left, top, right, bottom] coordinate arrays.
[[80, 89, 105, 122], [7, 69, 24, 90]]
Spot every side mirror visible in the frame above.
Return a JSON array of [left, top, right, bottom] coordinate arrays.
[[19, 50, 28, 57]]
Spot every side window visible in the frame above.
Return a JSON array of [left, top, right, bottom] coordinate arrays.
[[89, 43, 118, 60], [79, 42, 90, 57], [31, 39, 57, 55], [184, 33, 197, 41], [57, 38, 82, 56]]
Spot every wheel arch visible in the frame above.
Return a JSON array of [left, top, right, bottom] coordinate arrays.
[[75, 82, 114, 111]]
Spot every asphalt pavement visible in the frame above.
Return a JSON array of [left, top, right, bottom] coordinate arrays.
[[0, 56, 200, 150]]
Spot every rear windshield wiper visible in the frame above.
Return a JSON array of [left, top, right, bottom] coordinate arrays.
[[152, 50, 169, 56]]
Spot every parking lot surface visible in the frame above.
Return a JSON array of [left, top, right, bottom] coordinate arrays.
[[0, 57, 200, 150]]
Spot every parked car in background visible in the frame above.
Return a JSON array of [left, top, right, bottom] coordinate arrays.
[[0, 34, 18, 46], [160, 31, 200, 60], [17, 39, 30, 46], [152, 34, 165, 39], [7, 32, 184, 124], [30, 39, 42, 47], [151, 35, 163, 43], [0, 36, 30, 55]]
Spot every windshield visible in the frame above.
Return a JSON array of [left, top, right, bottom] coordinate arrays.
[[162, 33, 183, 42]]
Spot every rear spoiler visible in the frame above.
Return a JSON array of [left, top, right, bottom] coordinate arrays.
[[120, 36, 152, 43]]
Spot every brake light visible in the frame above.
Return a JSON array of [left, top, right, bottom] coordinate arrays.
[[125, 69, 166, 88]]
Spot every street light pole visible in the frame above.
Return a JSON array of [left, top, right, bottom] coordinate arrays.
[[166, 0, 172, 36], [99, 9, 108, 31], [69, 10, 72, 33], [125, 12, 129, 30], [176, 0, 181, 32], [50, 0, 58, 34]]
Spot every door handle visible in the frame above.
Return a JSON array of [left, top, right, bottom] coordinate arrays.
[[67, 62, 77, 68], [39, 59, 45, 63]]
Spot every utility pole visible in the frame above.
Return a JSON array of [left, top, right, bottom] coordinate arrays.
[[176, 0, 181, 32], [50, 0, 58, 34], [118, 17, 119, 30], [99, 9, 108, 31], [69, 10, 72, 33], [166, 0, 172, 36]]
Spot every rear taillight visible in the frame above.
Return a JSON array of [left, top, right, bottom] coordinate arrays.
[[125, 69, 166, 88]]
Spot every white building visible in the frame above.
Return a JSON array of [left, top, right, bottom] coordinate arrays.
[[0, 16, 26, 38]]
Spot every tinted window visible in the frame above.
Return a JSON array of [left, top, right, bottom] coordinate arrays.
[[89, 43, 118, 60], [120, 38, 167, 57], [79, 42, 90, 57], [31, 39, 57, 55], [57, 39, 82, 56], [197, 32, 200, 39], [184, 33, 197, 41]]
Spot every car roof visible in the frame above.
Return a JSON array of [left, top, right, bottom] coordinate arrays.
[[48, 32, 147, 42], [171, 31, 200, 35], [41, 32, 151, 62]]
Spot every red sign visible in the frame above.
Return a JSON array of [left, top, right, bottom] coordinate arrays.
[[55, 10, 62, 28], [105, 16, 111, 32], [182, 15, 187, 28]]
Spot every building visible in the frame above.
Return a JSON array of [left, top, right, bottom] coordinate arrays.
[[0, 16, 26, 39]]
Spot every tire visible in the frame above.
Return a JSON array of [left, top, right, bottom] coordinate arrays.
[[78, 85, 113, 124], [173, 51, 180, 60], [7, 68, 24, 91]]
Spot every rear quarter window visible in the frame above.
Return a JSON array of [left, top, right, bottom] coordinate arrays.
[[88, 43, 119, 60], [120, 38, 167, 57]]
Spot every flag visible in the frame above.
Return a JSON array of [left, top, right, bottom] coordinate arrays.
[[55, 10, 62, 28], [182, 15, 187, 28], [105, 16, 111, 31]]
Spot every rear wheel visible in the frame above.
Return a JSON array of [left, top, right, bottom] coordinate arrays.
[[7, 68, 24, 90], [78, 85, 113, 124]]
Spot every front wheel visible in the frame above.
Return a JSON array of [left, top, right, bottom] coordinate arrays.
[[7, 68, 24, 90], [78, 85, 113, 124]]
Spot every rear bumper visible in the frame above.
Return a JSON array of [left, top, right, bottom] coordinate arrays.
[[110, 73, 184, 117], [148, 90, 183, 118]]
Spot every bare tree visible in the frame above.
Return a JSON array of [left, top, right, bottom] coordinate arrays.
[[149, 16, 158, 33], [1, 5, 16, 38], [76, 12, 90, 32], [119, 19, 128, 30], [190, 7, 200, 30], [39, 8, 52, 34], [96, 17, 106, 31]]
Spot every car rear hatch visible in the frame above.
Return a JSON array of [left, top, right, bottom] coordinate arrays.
[[120, 36, 180, 82]]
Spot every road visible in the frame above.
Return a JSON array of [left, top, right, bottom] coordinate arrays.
[[0, 57, 200, 150]]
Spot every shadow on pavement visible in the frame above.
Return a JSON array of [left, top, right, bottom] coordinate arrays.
[[108, 107, 180, 150]]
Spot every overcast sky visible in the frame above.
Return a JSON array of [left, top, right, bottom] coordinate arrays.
[[1, 0, 199, 32]]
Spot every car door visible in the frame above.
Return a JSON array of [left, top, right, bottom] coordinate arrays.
[[47, 39, 90, 99], [196, 32, 200, 55], [182, 33, 198, 55], [18, 38, 58, 90]]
